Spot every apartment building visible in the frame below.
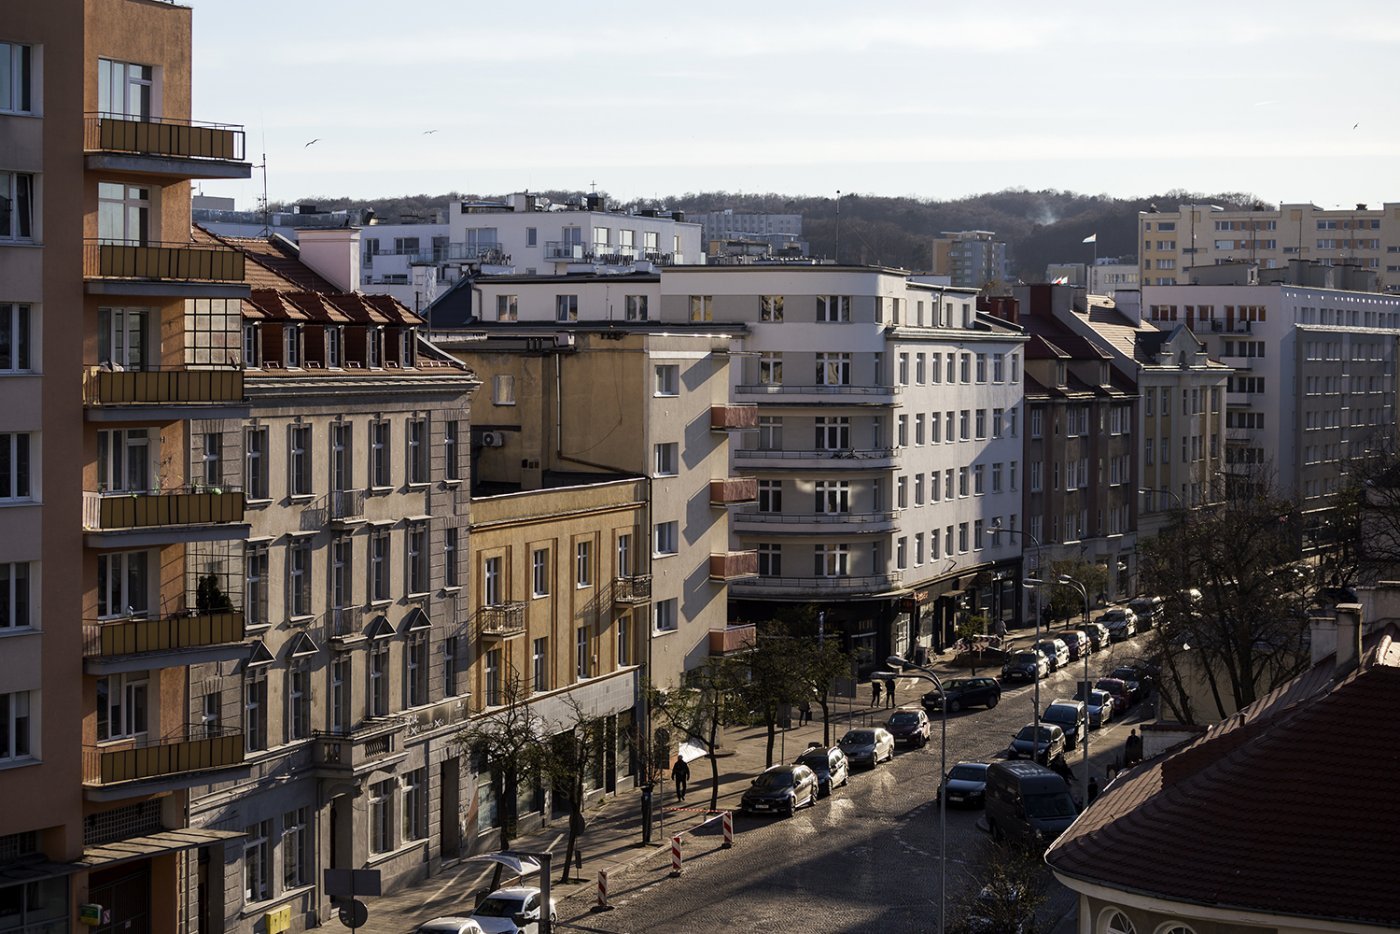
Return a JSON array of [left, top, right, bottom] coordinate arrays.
[[1142, 261, 1400, 542], [431, 274, 746, 687], [0, 1, 262, 930], [1139, 202, 1400, 291], [689, 209, 808, 257], [931, 230, 1010, 289]]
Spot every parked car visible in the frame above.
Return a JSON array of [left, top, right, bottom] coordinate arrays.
[[922, 676, 1002, 713], [1100, 608, 1138, 641], [838, 727, 895, 768], [741, 763, 819, 817], [470, 887, 557, 934], [985, 760, 1079, 849], [417, 920, 486, 934], [1095, 677, 1133, 713], [936, 761, 991, 808], [1006, 722, 1066, 764], [1040, 700, 1087, 751], [1056, 629, 1091, 661], [1002, 651, 1049, 683], [1127, 596, 1164, 629], [794, 744, 849, 796], [886, 707, 931, 747], [1117, 660, 1159, 694], [1035, 638, 1071, 671], [1074, 687, 1115, 728], [1080, 621, 1111, 652], [1109, 667, 1146, 703]]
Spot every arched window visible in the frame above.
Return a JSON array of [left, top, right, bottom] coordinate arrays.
[[1101, 909, 1137, 934], [1154, 925, 1196, 934]]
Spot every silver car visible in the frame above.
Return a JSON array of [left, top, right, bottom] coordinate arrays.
[[838, 727, 895, 768]]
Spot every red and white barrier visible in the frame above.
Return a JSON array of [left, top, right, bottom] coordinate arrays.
[[596, 869, 611, 910], [721, 810, 734, 848], [670, 834, 683, 876]]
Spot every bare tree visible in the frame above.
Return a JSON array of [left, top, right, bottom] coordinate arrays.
[[945, 843, 1051, 934], [454, 671, 545, 849], [649, 657, 748, 811], [536, 694, 605, 883], [739, 623, 807, 767], [768, 604, 857, 747]]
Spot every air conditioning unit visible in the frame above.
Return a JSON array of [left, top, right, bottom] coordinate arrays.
[[554, 332, 576, 348], [479, 431, 505, 448]]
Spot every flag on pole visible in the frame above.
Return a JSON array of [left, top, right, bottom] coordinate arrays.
[[1082, 233, 1097, 244]]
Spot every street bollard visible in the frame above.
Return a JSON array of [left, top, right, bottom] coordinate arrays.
[[670, 834, 683, 877], [594, 869, 612, 911], [721, 810, 734, 848]]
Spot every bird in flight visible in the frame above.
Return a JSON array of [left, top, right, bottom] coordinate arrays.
[[423, 129, 439, 135], [1353, 123, 1360, 129], [305, 138, 320, 147]]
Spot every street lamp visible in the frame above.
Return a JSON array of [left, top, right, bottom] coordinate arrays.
[[888, 653, 947, 934], [1057, 574, 1091, 806], [1022, 577, 1046, 724], [984, 523, 1045, 724]]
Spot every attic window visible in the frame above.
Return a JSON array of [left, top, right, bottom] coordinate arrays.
[[1100, 362, 1109, 385], [1056, 362, 1067, 386]]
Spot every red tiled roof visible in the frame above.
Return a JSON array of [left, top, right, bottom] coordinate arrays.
[[1046, 628, 1400, 927]]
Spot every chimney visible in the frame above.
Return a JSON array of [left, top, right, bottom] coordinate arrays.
[[1334, 603, 1364, 677]]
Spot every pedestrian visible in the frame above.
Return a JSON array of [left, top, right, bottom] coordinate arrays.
[[671, 754, 690, 802], [871, 679, 882, 707], [1125, 728, 1143, 767], [885, 679, 896, 708], [799, 698, 812, 724], [1087, 776, 1100, 804]]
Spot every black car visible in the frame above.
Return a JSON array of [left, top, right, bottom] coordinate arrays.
[[936, 761, 990, 808], [794, 745, 849, 796], [740, 764, 818, 817], [922, 677, 1002, 713], [1001, 651, 1048, 683], [886, 708, 931, 747], [1109, 666, 1148, 703]]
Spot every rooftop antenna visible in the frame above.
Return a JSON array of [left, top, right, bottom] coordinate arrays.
[[255, 121, 270, 237]]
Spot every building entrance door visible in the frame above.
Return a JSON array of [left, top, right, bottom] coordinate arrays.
[[89, 860, 151, 934]]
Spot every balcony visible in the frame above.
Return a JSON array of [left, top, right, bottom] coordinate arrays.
[[613, 575, 652, 604], [709, 551, 759, 582], [734, 383, 901, 405], [83, 726, 245, 799], [733, 447, 900, 469], [325, 606, 366, 646], [710, 478, 757, 506], [84, 113, 249, 179], [711, 404, 759, 431], [83, 489, 248, 547], [709, 623, 756, 656], [83, 366, 247, 421], [406, 242, 507, 265], [84, 240, 249, 300], [329, 489, 367, 524], [478, 603, 526, 640], [83, 610, 247, 674], [732, 508, 900, 535], [544, 242, 591, 262], [311, 719, 407, 778], [730, 572, 904, 599]]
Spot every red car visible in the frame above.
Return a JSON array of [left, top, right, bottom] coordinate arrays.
[[1095, 677, 1132, 714]]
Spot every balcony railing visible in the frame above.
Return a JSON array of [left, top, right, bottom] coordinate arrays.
[[83, 365, 244, 407], [328, 489, 367, 523], [710, 404, 759, 431], [478, 603, 526, 638], [733, 509, 900, 528], [83, 725, 244, 786], [404, 242, 505, 263], [83, 488, 245, 531], [84, 240, 246, 282], [83, 610, 245, 658], [709, 624, 757, 656], [709, 551, 759, 581], [84, 113, 245, 162], [313, 719, 404, 773], [614, 575, 652, 603], [325, 606, 365, 642], [710, 478, 758, 506], [731, 572, 904, 596], [544, 242, 591, 261], [735, 383, 901, 397], [733, 447, 900, 465]]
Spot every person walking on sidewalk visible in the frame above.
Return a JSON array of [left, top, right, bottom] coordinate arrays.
[[885, 678, 896, 708], [672, 754, 690, 802], [799, 698, 812, 724], [1124, 728, 1143, 767], [871, 679, 882, 707]]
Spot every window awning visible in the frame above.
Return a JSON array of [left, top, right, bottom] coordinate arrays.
[[77, 828, 245, 869]]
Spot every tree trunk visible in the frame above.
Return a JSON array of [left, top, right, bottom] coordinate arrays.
[[764, 710, 777, 768], [707, 717, 721, 811], [818, 692, 831, 746]]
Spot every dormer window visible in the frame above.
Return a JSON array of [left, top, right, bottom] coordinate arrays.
[[283, 324, 301, 368], [327, 326, 343, 368], [400, 329, 416, 368], [367, 327, 383, 369], [1100, 362, 1110, 386], [242, 322, 261, 368], [1055, 362, 1067, 386]]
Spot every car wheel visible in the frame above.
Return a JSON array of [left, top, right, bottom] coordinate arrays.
[[809, 789, 818, 809], [949, 699, 962, 713], [986, 694, 999, 709]]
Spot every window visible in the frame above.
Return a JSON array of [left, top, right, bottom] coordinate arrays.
[[897, 537, 908, 570], [815, 480, 850, 514], [287, 660, 310, 742], [484, 647, 501, 707], [245, 543, 268, 626], [402, 768, 426, 842], [758, 416, 782, 450], [527, 637, 548, 693], [815, 417, 850, 450], [96, 427, 147, 494], [493, 374, 515, 405], [444, 420, 460, 481], [653, 442, 678, 476], [0, 691, 32, 761], [1102, 910, 1137, 934], [760, 295, 784, 321], [329, 654, 349, 734], [815, 544, 848, 577], [0, 431, 31, 503], [958, 522, 969, 553], [0, 172, 34, 242], [817, 295, 851, 322], [654, 598, 677, 632], [0, 561, 29, 631], [758, 479, 782, 513], [0, 42, 33, 114], [97, 181, 147, 244], [287, 538, 311, 617], [974, 464, 985, 494], [914, 414, 925, 446], [532, 548, 549, 597], [97, 550, 147, 618], [370, 420, 390, 487], [576, 541, 592, 587], [688, 295, 713, 322], [992, 463, 1003, 493], [959, 467, 969, 497], [245, 820, 272, 903], [959, 410, 970, 441], [555, 294, 578, 321], [483, 556, 501, 606], [243, 322, 261, 368], [370, 529, 390, 602], [407, 523, 428, 594], [616, 534, 632, 577], [289, 425, 312, 497], [975, 409, 987, 439], [406, 632, 427, 706], [625, 294, 648, 321], [654, 364, 679, 396], [617, 612, 632, 666], [0, 303, 32, 372], [444, 526, 459, 589], [759, 352, 782, 385], [407, 419, 428, 484], [815, 352, 851, 385], [653, 521, 678, 556], [283, 324, 302, 367], [1030, 410, 1043, 439], [496, 294, 518, 321], [98, 58, 151, 119], [975, 353, 987, 382], [913, 473, 925, 505], [198, 431, 223, 488], [758, 543, 781, 577], [576, 626, 590, 679], [369, 640, 390, 717], [243, 668, 267, 750], [326, 325, 344, 368], [370, 779, 395, 853]]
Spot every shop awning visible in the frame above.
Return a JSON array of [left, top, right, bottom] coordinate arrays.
[[77, 828, 245, 869]]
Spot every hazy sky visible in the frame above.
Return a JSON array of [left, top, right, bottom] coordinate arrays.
[[189, 0, 1400, 211]]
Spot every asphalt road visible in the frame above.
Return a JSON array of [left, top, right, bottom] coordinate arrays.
[[561, 641, 1153, 934]]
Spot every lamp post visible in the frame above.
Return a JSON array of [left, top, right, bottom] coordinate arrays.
[[888, 653, 947, 934], [1057, 574, 1091, 806], [985, 522, 1044, 724]]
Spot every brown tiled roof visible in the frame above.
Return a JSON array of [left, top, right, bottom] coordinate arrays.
[[1046, 628, 1400, 927]]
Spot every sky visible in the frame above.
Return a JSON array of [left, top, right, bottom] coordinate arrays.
[[188, 0, 1400, 211]]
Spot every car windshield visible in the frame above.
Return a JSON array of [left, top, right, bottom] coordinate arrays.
[[948, 765, 986, 782], [1089, 691, 1110, 706], [943, 679, 971, 690], [843, 730, 874, 745], [796, 753, 829, 771], [474, 897, 525, 918], [1011, 653, 1038, 664], [1112, 669, 1138, 681], [752, 770, 793, 789], [888, 712, 920, 725], [1015, 725, 1051, 742], [1042, 707, 1074, 722], [1024, 792, 1077, 819], [1097, 680, 1123, 693]]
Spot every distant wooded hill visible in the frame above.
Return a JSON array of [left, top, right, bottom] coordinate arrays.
[[271, 187, 1265, 282]]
